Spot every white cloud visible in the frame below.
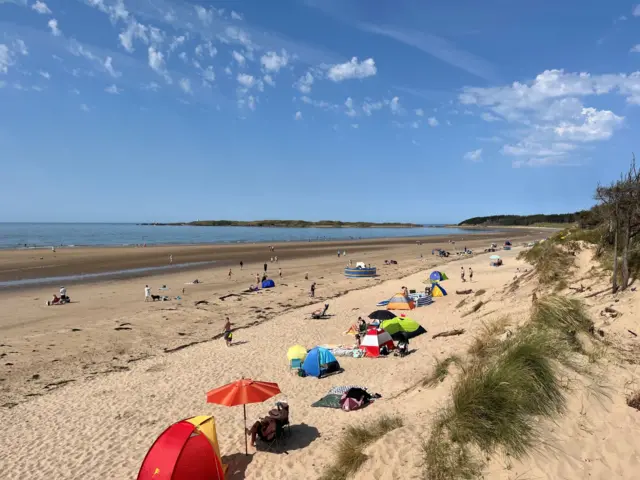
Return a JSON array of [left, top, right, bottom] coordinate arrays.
[[103, 56, 119, 77], [195, 5, 214, 25], [148, 47, 170, 83], [247, 95, 256, 110], [194, 41, 216, 58], [38, 70, 50, 79], [143, 82, 160, 91], [295, 72, 314, 93], [31, 1, 51, 14], [327, 57, 376, 81], [260, 50, 289, 72], [294, 111, 302, 121], [300, 95, 339, 112], [464, 148, 483, 162], [0, 45, 12, 74], [232, 50, 246, 65], [178, 52, 188, 63], [202, 66, 215, 83], [14, 39, 28, 56], [179, 78, 192, 94], [105, 84, 121, 94], [48, 19, 61, 36], [118, 22, 146, 52], [80, 103, 90, 112], [553, 107, 623, 141], [231, 10, 243, 20], [169, 36, 186, 53], [237, 73, 255, 88], [263, 74, 275, 87], [351, 123, 359, 129], [633, 5, 640, 16], [224, 66, 232, 76], [415, 108, 424, 116], [389, 96, 402, 115], [480, 112, 501, 122], [631, 45, 640, 53], [363, 100, 384, 116], [427, 116, 439, 127], [344, 97, 357, 117], [111, 0, 128, 21]]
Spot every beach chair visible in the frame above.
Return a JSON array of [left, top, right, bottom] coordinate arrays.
[[310, 304, 329, 319], [290, 358, 303, 371]]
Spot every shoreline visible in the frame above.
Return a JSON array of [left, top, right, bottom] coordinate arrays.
[[0, 229, 541, 288]]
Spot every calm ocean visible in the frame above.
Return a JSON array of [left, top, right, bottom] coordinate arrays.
[[0, 223, 486, 249]]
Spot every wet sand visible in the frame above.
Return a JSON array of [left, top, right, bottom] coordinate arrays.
[[0, 229, 539, 286]]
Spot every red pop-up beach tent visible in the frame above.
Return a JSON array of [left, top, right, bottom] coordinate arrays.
[[137, 416, 226, 480]]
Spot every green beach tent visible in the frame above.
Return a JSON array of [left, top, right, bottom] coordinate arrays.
[[380, 317, 427, 340]]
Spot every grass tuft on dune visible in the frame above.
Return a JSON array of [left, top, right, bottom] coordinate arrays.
[[319, 415, 404, 480], [518, 242, 575, 285], [425, 295, 598, 479]]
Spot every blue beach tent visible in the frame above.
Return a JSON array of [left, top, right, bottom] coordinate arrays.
[[302, 347, 341, 378], [262, 279, 275, 288]]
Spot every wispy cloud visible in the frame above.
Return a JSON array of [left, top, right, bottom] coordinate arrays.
[[464, 148, 483, 162], [358, 24, 499, 83]]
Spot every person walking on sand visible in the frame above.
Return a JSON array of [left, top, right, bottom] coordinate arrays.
[[144, 285, 151, 302], [279, 268, 282, 278], [264, 262, 268, 273], [461, 266, 466, 282], [274, 255, 278, 263], [240, 261, 243, 270], [169, 254, 173, 265], [223, 317, 233, 347], [228, 268, 232, 279], [469, 267, 473, 282], [310, 282, 316, 297]]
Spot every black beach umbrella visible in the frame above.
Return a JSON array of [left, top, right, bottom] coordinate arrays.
[[368, 310, 396, 321]]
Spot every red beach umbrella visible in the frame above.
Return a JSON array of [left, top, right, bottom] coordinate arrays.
[[206, 378, 281, 455]]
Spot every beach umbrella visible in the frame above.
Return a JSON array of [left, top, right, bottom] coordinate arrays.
[[490, 255, 501, 260], [287, 345, 307, 362], [368, 310, 396, 321], [206, 378, 281, 455]]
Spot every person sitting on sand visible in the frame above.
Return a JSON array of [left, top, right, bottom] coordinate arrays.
[[247, 417, 277, 447]]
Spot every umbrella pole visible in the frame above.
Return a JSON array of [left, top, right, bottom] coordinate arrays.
[[244, 404, 248, 456]]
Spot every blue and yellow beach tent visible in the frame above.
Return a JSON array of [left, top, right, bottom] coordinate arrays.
[[431, 284, 447, 297], [430, 271, 448, 283]]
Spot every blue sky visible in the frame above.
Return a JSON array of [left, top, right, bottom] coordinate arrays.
[[1, 0, 640, 223]]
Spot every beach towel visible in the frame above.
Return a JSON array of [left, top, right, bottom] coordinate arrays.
[[311, 394, 342, 409], [329, 385, 368, 395]]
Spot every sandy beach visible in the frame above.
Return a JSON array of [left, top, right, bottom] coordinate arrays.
[[1, 234, 639, 479]]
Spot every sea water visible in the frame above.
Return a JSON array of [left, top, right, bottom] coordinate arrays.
[[0, 223, 489, 250]]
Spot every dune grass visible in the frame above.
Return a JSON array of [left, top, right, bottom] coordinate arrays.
[[423, 356, 464, 387], [628, 391, 640, 411], [518, 242, 575, 285], [319, 415, 404, 480], [424, 295, 597, 479]]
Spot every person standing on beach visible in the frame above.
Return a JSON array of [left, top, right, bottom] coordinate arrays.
[[256, 273, 260, 284], [240, 261, 243, 270], [274, 255, 278, 263], [169, 254, 173, 265], [279, 268, 282, 278], [228, 268, 232, 279], [310, 282, 316, 297], [461, 267, 466, 282], [264, 262, 268, 272], [144, 285, 151, 302], [223, 317, 233, 347], [469, 267, 473, 282]]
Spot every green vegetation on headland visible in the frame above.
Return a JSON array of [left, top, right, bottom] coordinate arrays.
[[140, 220, 423, 228], [458, 212, 586, 227]]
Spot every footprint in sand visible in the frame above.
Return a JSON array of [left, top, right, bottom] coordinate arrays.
[[114, 327, 132, 331]]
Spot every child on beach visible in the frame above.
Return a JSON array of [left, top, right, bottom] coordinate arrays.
[[461, 267, 466, 282], [144, 285, 151, 302]]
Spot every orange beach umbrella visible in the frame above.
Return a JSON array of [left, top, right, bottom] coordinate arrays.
[[206, 378, 281, 455]]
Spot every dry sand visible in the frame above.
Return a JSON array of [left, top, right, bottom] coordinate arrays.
[[1, 237, 639, 480]]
